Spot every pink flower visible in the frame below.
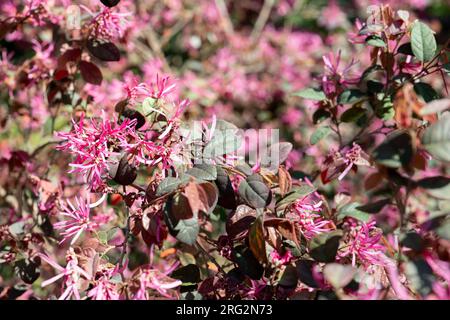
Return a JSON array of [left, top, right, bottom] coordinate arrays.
[[270, 249, 293, 266], [321, 143, 371, 183], [133, 264, 182, 300], [124, 75, 177, 104], [56, 112, 136, 190], [40, 248, 91, 300], [54, 197, 95, 245], [87, 266, 120, 300], [339, 219, 387, 267], [287, 182, 333, 240], [322, 51, 360, 96], [85, 7, 130, 41]]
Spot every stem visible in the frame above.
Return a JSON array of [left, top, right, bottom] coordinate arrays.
[[214, 0, 234, 38], [196, 238, 226, 275], [251, 0, 275, 42]]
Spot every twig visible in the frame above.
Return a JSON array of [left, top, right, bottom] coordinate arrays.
[[250, 0, 275, 42], [196, 238, 226, 275], [214, 0, 234, 38]]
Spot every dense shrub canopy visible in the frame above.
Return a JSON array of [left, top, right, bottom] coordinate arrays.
[[0, 0, 449, 300]]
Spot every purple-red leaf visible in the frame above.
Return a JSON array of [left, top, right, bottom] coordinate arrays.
[[79, 61, 103, 85]]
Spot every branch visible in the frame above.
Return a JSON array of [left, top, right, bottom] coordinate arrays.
[[214, 0, 234, 38], [251, 0, 275, 42]]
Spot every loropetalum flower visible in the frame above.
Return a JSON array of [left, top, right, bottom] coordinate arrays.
[[55, 112, 136, 190], [322, 50, 360, 96], [53, 197, 95, 245], [287, 183, 333, 240], [270, 249, 294, 266], [321, 143, 372, 184], [124, 74, 176, 105], [133, 264, 182, 300], [339, 219, 388, 268], [87, 266, 120, 300], [85, 6, 130, 41], [40, 248, 91, 300]]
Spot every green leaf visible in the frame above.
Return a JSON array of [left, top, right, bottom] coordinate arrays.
[[308, 230, 343, 263], [294, 88, 326, 101], [411, 21, 437, 62], [185, 164, 217, 181], [365, 35, 386, 48], [337, 89, 365, 105], [310, 126, 332, 145], [174, 216, 199, 246], [372, 130, 414, 168], [375, 95, 395, 120], [417, 176, 450, 200], [276, 184, 316, 210], [97, 231, 108, 244], [156, 176, 190, 196], [203, 122, 242, 158], [340, 107, 367, 123], [422, 113, 450, 162], [337, 202, 371, 222], [405, 258, 435, 296], [239, 174, 271, 209], [414, 82, 440, 103]]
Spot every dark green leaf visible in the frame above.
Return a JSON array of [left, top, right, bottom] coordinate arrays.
[[340, 107, 367, 123], [312, 109, 331, 124], [405, 258, 435, 296], [397, 42, 413, 55], [356, 198, 391, 213], [276, 184, 316, 210], [372, 130, 414, 168], [156, 176, 190, 196], [400, 231, 425, 252], [414, 82, 440, 103], [417, 176, 450, 200], [232, 245, 264, 280], [308, 230, 343, 263], [239, 174, 271, 209], [171, 264, 201, 284], [337, 89, 365, 105]]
